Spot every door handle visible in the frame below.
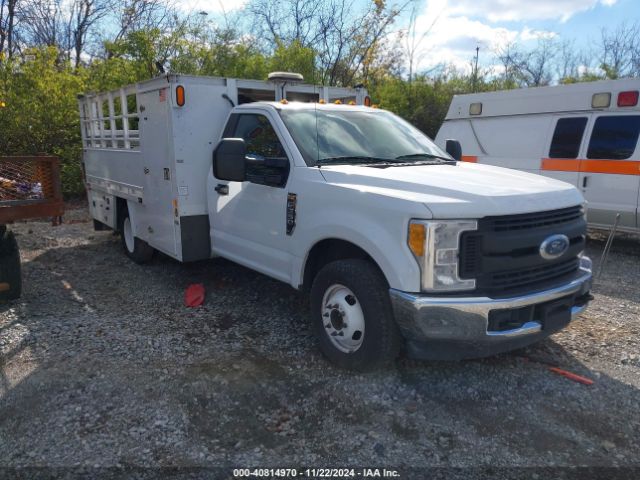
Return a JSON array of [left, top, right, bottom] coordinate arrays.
[[214, 184, 229, 195], [582, 176, 589, 188]]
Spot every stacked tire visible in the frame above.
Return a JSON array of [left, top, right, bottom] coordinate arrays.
[[0, 226, 22, 301]]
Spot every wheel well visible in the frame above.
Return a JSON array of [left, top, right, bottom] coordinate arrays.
[[302, 239, 386, 292]]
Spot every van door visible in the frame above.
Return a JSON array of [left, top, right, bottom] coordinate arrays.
[[540, 115, 589, 186], [579, 114, 640, 231], [208, 110, 294, 282]]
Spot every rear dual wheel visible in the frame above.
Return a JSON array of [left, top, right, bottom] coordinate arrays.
[[119, 207, 154, 264]]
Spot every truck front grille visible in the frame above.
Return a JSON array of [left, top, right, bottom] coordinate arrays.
[[487, 205, 584, 232], [489, 257, 580, 291], [460, 206, 586, 297]]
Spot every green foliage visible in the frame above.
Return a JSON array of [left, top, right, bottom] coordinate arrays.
[[560, 72, 605, 84], [369, 72, 511, 138], [1, 19, 620, 199], [0, 48, 87, 196], [269, 40, 316, 83], [0, 24, 325, 198]]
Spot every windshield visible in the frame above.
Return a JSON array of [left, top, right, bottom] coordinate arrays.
[[279, 108, 451, 166]]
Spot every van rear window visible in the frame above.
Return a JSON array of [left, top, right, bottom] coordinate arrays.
[[587, 115, 640, 160], [549, 117, 587, 158]]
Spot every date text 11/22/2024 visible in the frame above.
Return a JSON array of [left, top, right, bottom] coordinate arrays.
[[233, 468, 401, 478]]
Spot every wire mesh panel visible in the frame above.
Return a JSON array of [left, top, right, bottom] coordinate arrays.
[[0, 156, 64, 223]]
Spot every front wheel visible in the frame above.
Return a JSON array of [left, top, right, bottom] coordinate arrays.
[[310, 259, 401, 371]]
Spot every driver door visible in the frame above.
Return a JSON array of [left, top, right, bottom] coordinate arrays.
[[208, 110, 294, 282]]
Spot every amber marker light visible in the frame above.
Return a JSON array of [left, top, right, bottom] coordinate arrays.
[[408, 223, 426, 257], [175, 85, 185, 106]]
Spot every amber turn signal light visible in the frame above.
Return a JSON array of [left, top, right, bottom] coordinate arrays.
[[408, 223, 426, 257]]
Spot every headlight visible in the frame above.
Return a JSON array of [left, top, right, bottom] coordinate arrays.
[[408, 220, 478, 292]]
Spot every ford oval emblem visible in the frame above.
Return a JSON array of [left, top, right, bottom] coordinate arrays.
[[539, 234, 570, 260]]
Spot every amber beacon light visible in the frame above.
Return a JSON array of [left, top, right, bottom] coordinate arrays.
[[176, 85, 186, 106]]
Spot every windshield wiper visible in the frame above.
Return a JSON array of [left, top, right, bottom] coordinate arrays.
[[316, 156, 394, 166], [395, 153, 454, 163]]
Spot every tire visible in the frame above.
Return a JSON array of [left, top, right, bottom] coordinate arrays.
[[310, 259, 401, 371], [119, 206, 154, 264], [0, 229, 22, 301]]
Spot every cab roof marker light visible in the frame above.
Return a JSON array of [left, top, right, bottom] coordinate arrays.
[[618, 91, 638, 107], [592, 92, 610, 108], [469, 102, 482, 115]]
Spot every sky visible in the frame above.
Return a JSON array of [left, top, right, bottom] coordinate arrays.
[[187, 0, 640, 73], [403, 0, 639, 72]]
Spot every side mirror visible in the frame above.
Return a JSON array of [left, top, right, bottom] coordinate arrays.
[[445, 139, 462, 162], [213, 138, 246, 182]]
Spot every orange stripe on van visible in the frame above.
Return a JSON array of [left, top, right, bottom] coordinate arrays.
[[541, 158, 640, 176], [461, 155, 478, 163], [581, 159, 640, 175], [540, 158, 581, 172]]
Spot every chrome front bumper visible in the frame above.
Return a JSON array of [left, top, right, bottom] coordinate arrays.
[[389, 262, 593, 360]]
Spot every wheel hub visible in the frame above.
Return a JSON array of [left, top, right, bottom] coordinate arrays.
[[321, 284, 365, 353], [330, 308, 345, 330]]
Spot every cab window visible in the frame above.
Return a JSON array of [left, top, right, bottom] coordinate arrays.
[[587, 115, 640, 160], [231, 114, 290, 187], [549, 117, 587, 158]]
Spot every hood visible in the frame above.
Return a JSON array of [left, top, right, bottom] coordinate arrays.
[[319, 162, 584, 219]]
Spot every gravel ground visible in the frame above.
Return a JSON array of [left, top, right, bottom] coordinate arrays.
[[1, 205, 639, 478]]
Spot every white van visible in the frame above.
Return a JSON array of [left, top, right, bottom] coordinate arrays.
[[78, 73, 593, 370], [435, 79, 640, 233]]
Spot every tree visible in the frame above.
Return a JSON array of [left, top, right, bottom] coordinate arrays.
[[495, 41, 525, 88], [403, 0, 439, 84], [0, 48, 87, 193], [556, 39, 580, 81], [519, 37, 557, 87], [597, 22, 640, 78], [15, 0, 112, 65], [69, 0, 113, 67], [247, 0, 407, 86], [111, 0, 173, 44], [0, 0, 18, 59]]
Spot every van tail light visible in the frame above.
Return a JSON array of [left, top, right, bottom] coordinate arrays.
[[364, 96, 371, 107], [618, 91, 638, 107]]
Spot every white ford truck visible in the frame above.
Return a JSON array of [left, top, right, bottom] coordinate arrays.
[[79, 73, 593, 370]]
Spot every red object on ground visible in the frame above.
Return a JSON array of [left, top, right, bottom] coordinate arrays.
[[548, 367, 594, 385], [184, 283, 205, 307]]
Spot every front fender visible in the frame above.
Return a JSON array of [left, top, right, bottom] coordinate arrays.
[[293, 210, 423, 293]]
